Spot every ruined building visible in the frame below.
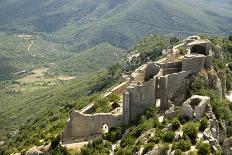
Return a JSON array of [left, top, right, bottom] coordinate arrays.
[[61, 36, 218, 144]]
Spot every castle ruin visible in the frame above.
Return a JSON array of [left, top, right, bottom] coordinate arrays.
[[61, 36, 215, 144]]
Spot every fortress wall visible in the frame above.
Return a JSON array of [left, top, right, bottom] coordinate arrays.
[[182, 55, 205, 73], [131, 64, 147, 85], [108, 81, 130, 96], [166, 53, 179, 62], [145, 63, 160, 80], [163, 68, 182, 75], [62, 111, 122, 143], [166, 71, 190, 99], [158, 61, 182, 69], [204, 55, 212, 70], [80, 103, 95, 114], [127, 79, 156, 122]]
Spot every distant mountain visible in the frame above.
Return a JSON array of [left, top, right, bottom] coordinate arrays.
[[0, 0, 231, 50]]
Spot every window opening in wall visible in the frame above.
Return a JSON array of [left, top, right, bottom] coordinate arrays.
[[102, 124, 109, 133], [156, 99, 161, 108]]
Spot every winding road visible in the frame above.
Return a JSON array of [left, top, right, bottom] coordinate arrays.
[[28, 40, 34, 52]]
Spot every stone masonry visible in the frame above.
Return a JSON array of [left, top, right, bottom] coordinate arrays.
[[61, 36, 216, 144]]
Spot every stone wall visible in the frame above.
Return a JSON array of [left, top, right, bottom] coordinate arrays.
[[166, 71, 190, 99], [182, 95, 210, 120], [131, 64, 147, 85], [62, 111, 122, 143], [145, 63, 160, 81], [61, 37, 215, 143], [182, 54, 205, 73], [108, 81, 130, 96], [127, 78, 156, 122], [158, 61, 182, 69]]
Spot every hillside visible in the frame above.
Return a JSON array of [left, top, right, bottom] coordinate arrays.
[[0, 0, 231, 50], [63, 35, 232, 155], [0, 34, 167, 155], [0, 1, 232, 154]]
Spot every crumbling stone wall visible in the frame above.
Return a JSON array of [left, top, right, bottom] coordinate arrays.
[[62, 111, 122, 143], [158, 61, 182, 69], [131, 64, 147, 85], [166, 71, 190, 99], [62, 36, 216, 143], [106, 81, 130, 96], [182, 54, 205, 73], [182, 95, 210, 120], [127, 78, 156, 122]]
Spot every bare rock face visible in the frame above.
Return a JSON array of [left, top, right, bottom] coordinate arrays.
[[222, 137, 232, 155], [26, 145, 49, 155], [202, 69, 223, 97], [145, 146, 159, 155]]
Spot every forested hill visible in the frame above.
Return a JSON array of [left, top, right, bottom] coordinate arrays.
[[0, 0, 231, 49]]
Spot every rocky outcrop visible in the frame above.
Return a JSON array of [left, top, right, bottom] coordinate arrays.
[[26, 145, 49, 155], [222, 137, 232, 155]]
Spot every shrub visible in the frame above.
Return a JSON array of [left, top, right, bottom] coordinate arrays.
[[174, 149, 183, 155], [103, 127, 124, 142], [189, 77, 205, 96], [178, 113, 190, 124], [94, 97, 111, 113], [144, 106, 157, 119], [115, 147, 133, 155], [133, 140, 142, 153], [172, 139, 191, 152], [108, 93, 120, 103], [163, 131, 175, 143], [81, 138, 111, 155], [21, 149, 27, 155], [120, 135, 136, 148], [162, 119, 169, 125], [142, 143, 154, 154], [183, 123, 198, 144], [199, 118, 208, 132], [227, 126, 232, 137], [51, 134, 60, 149], [196, 141, 211, 155], [171, 118, 181, 131], [153, 118, 160, 128], [188, 151, 197, 155], [159, 143, 170, 155], [148, 135, 160, 144], [51, 145, 70, 155]]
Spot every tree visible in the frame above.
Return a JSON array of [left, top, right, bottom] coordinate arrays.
[[189, 77, 205, 96], [174, 149, 183, 155], [172, 139, 191, 152], [163, 131, 175, 143], [171, 118, 181, 131], [159, 143, 170, 155], [183, 123, 198, 144], [142, 143, 154, 154], [108, 93, 120, 103], [229, 35, 232, 42], [196, 141, 211, 155], [199, 118, 208, 132]]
